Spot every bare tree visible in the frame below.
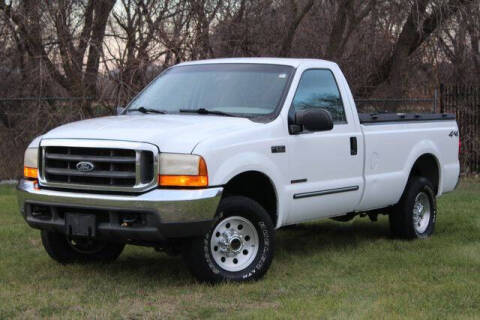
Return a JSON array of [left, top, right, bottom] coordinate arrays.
[[465, 2, 480, 78], [0, 0, 116, 115], [105, 0, 181, 102], [278, 0, 315, 57], [366, 0, 475, 97], [189, 0, 224, 59], [0, 0, 478, 104], [324, 0, 377, 59]]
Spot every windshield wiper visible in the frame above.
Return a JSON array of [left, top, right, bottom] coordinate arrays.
[[127, 106, 167, 114], [179, 108, 236, 117]]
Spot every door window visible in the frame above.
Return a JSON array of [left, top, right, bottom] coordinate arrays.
[[292, 70, 346, 123]]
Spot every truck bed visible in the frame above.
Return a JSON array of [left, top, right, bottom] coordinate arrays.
[[357, 118, 459, 212]]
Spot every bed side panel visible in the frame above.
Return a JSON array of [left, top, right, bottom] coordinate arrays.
[[358, 120, 459, 211]]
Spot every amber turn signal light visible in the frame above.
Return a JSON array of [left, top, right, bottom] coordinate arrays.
[[158, 175, 208, 187], [24, 166, 38, 179]]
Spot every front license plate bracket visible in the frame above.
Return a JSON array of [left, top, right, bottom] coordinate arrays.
[[65, 213, 96, 238]]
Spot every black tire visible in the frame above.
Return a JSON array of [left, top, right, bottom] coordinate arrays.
[[389, 176, 437, 239], [41, 230, 125, 263], [183, 196, 275, 283]]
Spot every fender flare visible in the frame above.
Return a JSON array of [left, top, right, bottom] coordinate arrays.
[[399, 140, 442, 198], [210, 151, 286, 228]]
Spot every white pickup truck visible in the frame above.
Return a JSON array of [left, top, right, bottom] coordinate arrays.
[[17, 58, 460, 282]]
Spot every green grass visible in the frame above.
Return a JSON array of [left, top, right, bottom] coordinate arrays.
[[1, 180, 479, 319]]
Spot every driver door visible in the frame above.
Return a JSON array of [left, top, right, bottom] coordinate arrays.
[[285, 68, 364, 224]]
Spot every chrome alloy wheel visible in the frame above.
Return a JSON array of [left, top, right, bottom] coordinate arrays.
[[412, 192, 431, 233], [210, 216, 259, 272]]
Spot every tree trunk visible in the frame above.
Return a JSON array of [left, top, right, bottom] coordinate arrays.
[[83, 0, 116, 116], [366, 0, 473, 97], [278, 0, 314, 57]]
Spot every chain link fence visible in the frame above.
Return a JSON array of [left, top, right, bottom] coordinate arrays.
[[0, 88, 478, 179], [0, 97, 115, 179], [440, 85, 480, 174]]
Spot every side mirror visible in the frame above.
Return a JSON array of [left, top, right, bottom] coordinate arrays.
[[291, 108, 334, 133], [116, 106, 125, 115]]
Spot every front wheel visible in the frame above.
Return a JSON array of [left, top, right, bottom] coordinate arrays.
[[183, 196, 275, 283]]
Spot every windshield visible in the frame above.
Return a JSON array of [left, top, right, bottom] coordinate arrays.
[[126, 63, 294, 117]]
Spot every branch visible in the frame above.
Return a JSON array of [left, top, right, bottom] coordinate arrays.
[[75, 0, 94, 67], [0, 0, 71, 91], [278, 0, 314, 57]]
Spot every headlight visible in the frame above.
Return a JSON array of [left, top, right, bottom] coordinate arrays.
[[158, 153, 208, 187], [24, 147, 39, 179]]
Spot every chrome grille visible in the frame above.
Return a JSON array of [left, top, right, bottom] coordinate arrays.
[[39, 140, 158, 192]]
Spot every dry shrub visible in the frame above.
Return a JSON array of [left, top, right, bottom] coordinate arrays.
[[0, 100, 112, 179]]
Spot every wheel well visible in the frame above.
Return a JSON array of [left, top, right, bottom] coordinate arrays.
[[409, 154, 440, 194], [222, 171, 277, 225]]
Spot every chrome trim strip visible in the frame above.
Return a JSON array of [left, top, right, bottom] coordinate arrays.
[[39, 139, 159, 193], [293, 185, 359, 199], [135, 150, 142, 186], [17, 179, 223, 223], [45, 153, 136, 163], [40, 147, 46, 181], [41, 139, 156, 149]]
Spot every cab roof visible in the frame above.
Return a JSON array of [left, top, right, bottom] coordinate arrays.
[[177, 57, 337, 69]]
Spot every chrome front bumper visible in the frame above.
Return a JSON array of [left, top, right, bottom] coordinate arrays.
[[17, 179, 223, 241]]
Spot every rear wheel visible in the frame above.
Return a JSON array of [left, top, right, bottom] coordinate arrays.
[[183, 196, 275, 283], [389, 176, 437, 239], [41, 230, 125, 263]]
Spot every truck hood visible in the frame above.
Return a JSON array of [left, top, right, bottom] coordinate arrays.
[[42, 114, 259, 153]]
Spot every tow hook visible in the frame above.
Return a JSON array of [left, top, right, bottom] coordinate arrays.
[[121, 215, 137, 227]]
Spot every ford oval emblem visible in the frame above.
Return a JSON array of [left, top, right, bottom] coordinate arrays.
[[76, 161, 95, 172]]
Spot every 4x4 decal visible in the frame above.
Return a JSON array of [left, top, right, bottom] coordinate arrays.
[[449, 130, 459, 137]]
